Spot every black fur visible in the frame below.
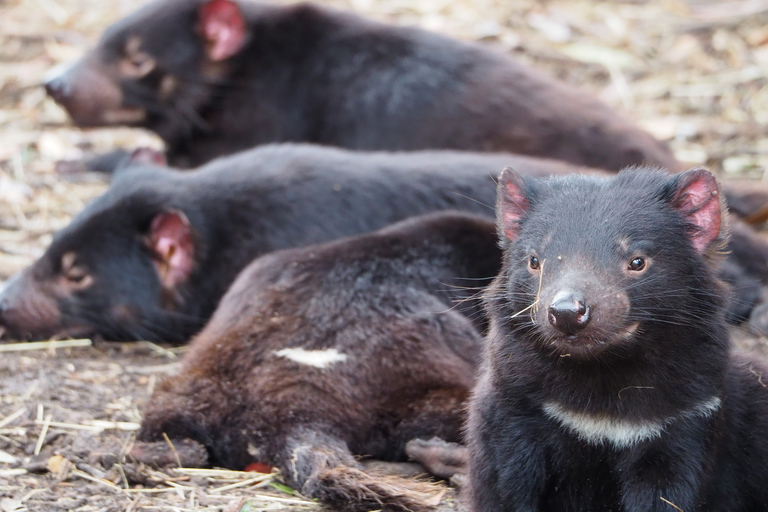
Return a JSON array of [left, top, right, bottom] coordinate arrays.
[[466, 168, 768, 512], [45, 0, 675, 171]]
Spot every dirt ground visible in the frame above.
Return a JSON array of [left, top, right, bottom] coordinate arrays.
[[2, 0, 768, 510]]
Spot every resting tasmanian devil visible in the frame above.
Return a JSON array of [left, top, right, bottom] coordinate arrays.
[[131, 211, 500, 511], [465, 167, 768, 511], [1, 145, 586, 343], [45, 0, 675, 171]]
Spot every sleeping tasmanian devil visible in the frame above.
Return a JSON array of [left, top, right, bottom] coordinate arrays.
[[45, 0, 675, 172], [0, 145, 572, 343], [465, 167, 768, 511], [130, 211, 499, 511]]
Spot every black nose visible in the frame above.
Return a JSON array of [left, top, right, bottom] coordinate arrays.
[[548, 290, 591, 335], [45, 76, 69, 103]]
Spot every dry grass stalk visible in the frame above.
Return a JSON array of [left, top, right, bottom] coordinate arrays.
[[32, 419, 140, 431], [209, 475, 275, 494], [0, 407, 26, 429], [0, 339, 92, 352], [33, 412, 51, 455]]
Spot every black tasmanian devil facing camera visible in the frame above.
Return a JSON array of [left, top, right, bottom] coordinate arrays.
[[45, 0, 675, 171], [466, 167, 768, 512], [130, 212, 501, 512]]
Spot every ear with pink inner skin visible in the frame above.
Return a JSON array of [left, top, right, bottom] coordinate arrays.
[[671, 168, 724, 254], [497, 167, 529, 243], [198, 0, 247, 61], [130, 147, 167, 166], [147, 211, 195, 291]]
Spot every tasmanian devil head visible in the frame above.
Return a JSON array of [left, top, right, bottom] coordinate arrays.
[[492, 166, 727, 359], [0, 173, 197, 343], [44, 0, 248, 139]]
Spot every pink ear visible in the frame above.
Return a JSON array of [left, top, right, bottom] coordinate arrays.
[[671, 168, 723, 254], [497, 167, 529, 242], [130, 147, 167, 166], [198, 0, 246, 61], [147, 211, 195, 290]]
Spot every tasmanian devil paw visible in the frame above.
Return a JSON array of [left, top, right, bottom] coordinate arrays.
[[405, 437, 468, 481], [129, 439, 208, 468]]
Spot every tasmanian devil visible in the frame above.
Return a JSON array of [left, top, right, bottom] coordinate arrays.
[[1, 144, 585, 343], [465, 167, 768, 512], [130, 211, 500, 511], [44, 0, 675, 172]]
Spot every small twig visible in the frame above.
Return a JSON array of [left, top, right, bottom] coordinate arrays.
[[510, 259, 545, 320], [0, 469, 28, 477], [33, 420, 101, 432], [750, 365, 767, 387], [174, 467, 270, 479], [20, 488, 46, 502], [660, 496, 686, 512], [142, 341, 178, 359], [124, 496, 142, 512], [89, 420, 141, 431], [33, 419, 140, 432], [239, 494, 319, 506], [210, 475, 275, 494], [115, 464, 130, 490], [162, 432, 182, 468], [164, 479, 192, 499], [34, 413, 52, 456], [72, 468, 122, 491], [123, 487, 187, 494], [0, 407, 26, 429], [0, 339, 92, 352]]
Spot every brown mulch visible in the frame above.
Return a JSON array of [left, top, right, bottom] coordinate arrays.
[[2, 0, 768, 510]]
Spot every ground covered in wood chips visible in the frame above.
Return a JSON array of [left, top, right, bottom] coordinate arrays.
[[2, 0, 768, 510]]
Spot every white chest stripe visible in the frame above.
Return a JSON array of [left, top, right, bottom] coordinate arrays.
[[273, 348, 348, 368], [542, 397, 722, 449]]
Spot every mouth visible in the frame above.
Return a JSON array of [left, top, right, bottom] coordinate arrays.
[[545, 323, 640, 356], [551, 335, 605, 351]]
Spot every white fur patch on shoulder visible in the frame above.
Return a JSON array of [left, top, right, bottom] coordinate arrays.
[[542, 396, 721, 449], [274, 348, 348, 368]]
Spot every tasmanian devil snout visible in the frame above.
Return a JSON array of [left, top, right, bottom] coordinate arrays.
[[547, 289, 591, 336], [44, 63, 72, 103]]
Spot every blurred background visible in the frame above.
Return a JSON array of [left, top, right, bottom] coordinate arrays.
[[1, 0, 768, 280]]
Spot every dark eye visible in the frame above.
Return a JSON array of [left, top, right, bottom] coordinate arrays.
[[628, 257, 646, 272], [125, 52, 155, 76], [67, 268, 87, 283], [66, 267, 88, 284], [60, 252, 93, 289], [529, 256, 540, 270]]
